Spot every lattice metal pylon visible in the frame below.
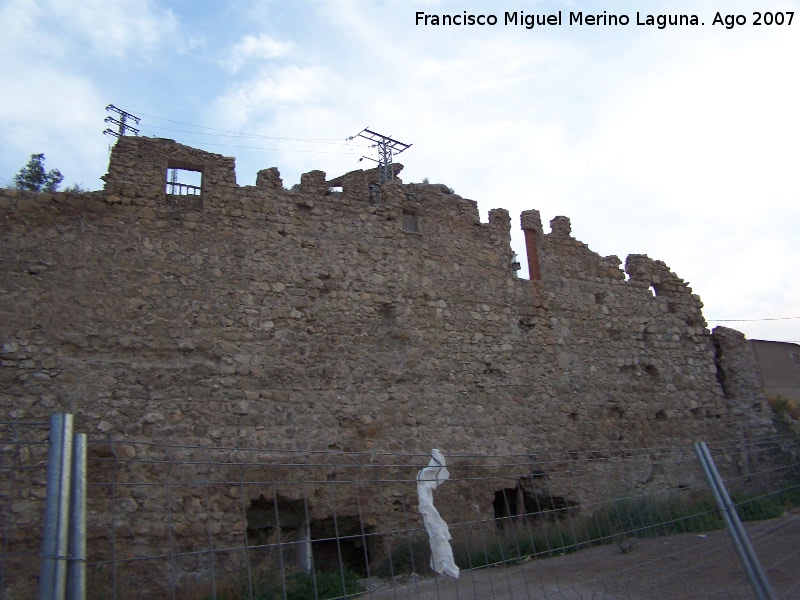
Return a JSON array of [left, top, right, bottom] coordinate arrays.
[[348, 128, 411, 183], [169, 168, 178, 195], [103, 104, 140, 138]]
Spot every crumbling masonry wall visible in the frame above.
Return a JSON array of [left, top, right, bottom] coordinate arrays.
[[0, 137, 773, 593]]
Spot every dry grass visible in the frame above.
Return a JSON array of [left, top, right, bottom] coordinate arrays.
[[766, 394, 800, 422]]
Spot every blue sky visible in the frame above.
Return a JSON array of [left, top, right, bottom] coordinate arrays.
[[2, 0, 799, 342]]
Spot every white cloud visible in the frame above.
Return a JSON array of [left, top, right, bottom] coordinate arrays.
[[45, 0, 178, 58], [211, 64, 341, 128], [225, 34, 292, 73], [0, 0, 177, 60], [0, 65, 109, 189], [0, 0, 177, 188], [584, 36, 799, 212], [0, 0, 62, 59]]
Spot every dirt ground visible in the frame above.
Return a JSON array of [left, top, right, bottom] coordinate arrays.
[[365, 511, 800, 599]]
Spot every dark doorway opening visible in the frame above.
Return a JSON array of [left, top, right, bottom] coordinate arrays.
[[246, 495, 373, 576], [492, 478, 579, 529]]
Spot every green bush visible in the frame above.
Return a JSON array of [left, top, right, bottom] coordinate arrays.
[[732, 492, 786, 521], [444, 492, 775, 573], [199, 568, 363, 600], [375, 535, 430, 578], [281, 570, 364, 600]]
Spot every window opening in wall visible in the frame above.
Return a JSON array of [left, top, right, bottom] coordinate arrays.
[[402, 211, 419, 233], [648, 285, 657, 297], [166, 166, 203, 211], [511, 253, 522, 274], [791, 352, 800, 367]]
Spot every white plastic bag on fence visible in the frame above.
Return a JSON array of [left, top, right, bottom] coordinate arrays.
[[416, 449, 460, 579]]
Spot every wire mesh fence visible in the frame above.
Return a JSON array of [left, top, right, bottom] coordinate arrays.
[[1, 419, 52, 599], [2, 419, 800, 599]]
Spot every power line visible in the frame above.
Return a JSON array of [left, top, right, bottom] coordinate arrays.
[[162, 139, 361, 155], [707, 315, 800, 342], [708, 316, 800, 322], [126, 108, 353, 143], [113, 107, 373, 156], [142, 124, 371, 146]]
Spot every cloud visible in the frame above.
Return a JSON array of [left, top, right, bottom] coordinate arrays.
[[0, 0, 62, 59], [225, 34, 292, 73], [0, 0, 177, 60], [46, 0, 178, 58], [509, 22, 800, 341], [211, 64, 341, 128], [0, 65, 109, 189], [0, 0, 178, 188], [584, 36, 799, 213]]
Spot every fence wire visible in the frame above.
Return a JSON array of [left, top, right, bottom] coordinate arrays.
[[2, 422, 799, 599], [0, 420, 51, 600]]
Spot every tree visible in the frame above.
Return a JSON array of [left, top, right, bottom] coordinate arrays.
[[12, 153, 64, 192]]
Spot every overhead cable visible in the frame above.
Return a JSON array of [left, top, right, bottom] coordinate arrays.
[[127, 108, 354, 143], [708, 316, 800, 322]]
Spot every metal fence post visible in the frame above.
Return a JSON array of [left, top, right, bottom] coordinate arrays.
[[694, 441, 777, 600], [39, 414, 74, 600], [67, 433, 87, 600]]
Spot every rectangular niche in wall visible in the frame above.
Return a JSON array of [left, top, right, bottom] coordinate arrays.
[[165, 162, 204, 211], [402, 211, 419, 233]]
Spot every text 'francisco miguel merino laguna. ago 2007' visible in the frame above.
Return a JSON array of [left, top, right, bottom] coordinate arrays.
[[414, 10, 794, 30]]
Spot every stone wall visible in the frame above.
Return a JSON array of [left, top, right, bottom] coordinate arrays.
[[0, 137, 774, 594], [750, 339, 800, 403]]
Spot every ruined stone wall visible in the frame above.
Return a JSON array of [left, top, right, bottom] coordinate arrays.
[[0, 137, 773, 593], [518, 210, 774, 448], [2, 138, 559, 455]]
